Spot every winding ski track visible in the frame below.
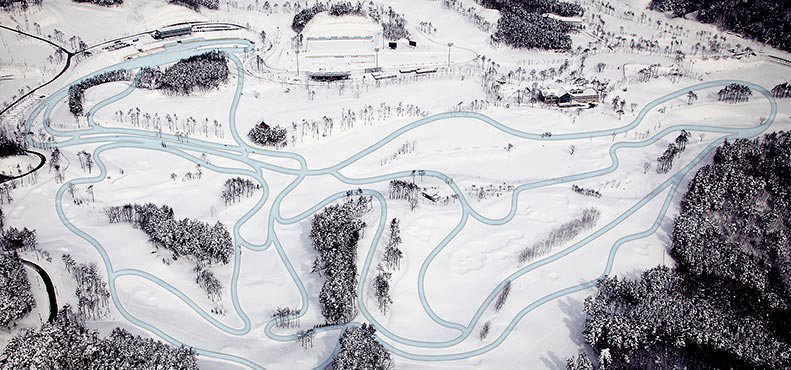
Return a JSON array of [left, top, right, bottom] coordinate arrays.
[[22, 37, 779, 369]]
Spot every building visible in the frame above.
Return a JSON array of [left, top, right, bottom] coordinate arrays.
[[153, 26, 192, 39], [539, 84, 565, 104], [540, 84, 598, 106], [307, 70, 351, 81], [543, 14, 584, 29], [562, 86, 598, 104]]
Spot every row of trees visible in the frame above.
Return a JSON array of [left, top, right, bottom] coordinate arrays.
[[518, 208, 601, 265], [571, 185, 602, 198], [310, 197, 370, 324], [570, 132, 791, 369], [717, 83, 752, 103], [62, 254, 110, 320], [68, 69, 130, 116], [72, 0, 123, 6], [372, 218, 404, 315], [136, 51, 229, 95], [656, 130, 690, 174], [772, 81, 791, 99], [169, 0, 219, 10], [221, 177, 260, 205], [193, 264, 222, 302], [2, 305, 200, 369], [104, 203, 233, 265]]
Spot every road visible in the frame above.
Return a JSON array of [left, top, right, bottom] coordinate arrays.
[[21, 259, 58, 323], [0, 23, 74, 118], [21, 36, 779, 369], [0, 150, 46, 184]]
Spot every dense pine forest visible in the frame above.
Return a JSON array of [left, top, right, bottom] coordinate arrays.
[[0, 226, 37, 328], [310, 196, 371, 324], [327, 324, 394, 370], [569, 132, 791, 369], [136, 51, 229, 95], [104, 202, 233, 265], [479, 0, 583, 50], [648, 0, 791, 51], [1, 306, 199, 369]]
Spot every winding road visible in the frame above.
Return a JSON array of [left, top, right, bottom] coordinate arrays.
[[21, 259, 58, 323], [21, 36, 779, 369]]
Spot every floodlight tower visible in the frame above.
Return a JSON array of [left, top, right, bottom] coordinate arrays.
[[295, 49, 300, 76], [447, 42, 454, 67]]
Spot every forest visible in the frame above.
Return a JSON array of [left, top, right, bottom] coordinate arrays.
[[569, 132, 791, 369], [104, 202, 233, 265], [479, 0, 582, 50], [0, 226, 37, 328], [136, 51, 229, 95], [310, 196, 370, 324], [327, 324, 394, 370], [648, 0, 791, 51], [1, 306, 199, 369]]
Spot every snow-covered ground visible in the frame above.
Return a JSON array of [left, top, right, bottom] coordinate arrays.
[[1, 0, 789, 369]]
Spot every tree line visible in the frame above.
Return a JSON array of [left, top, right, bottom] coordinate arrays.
[[772, 82, 791, 99], [717, 83, 752, 103], [648, 0, 791, 52], [169, 0, 219, 10], [68, 69, 130, 116], [61, 254, 111, 320], [569, 131, 791, 369], [518, 208, 600, 265], [291, 1, 410, 40], [136, 51, 229, 95], [571, 185, 602, 198], [72, 0, 123, 6], [656, 130, 690, 174]]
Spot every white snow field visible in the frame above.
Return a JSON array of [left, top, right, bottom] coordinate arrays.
[[0, 0, 790, 369]]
